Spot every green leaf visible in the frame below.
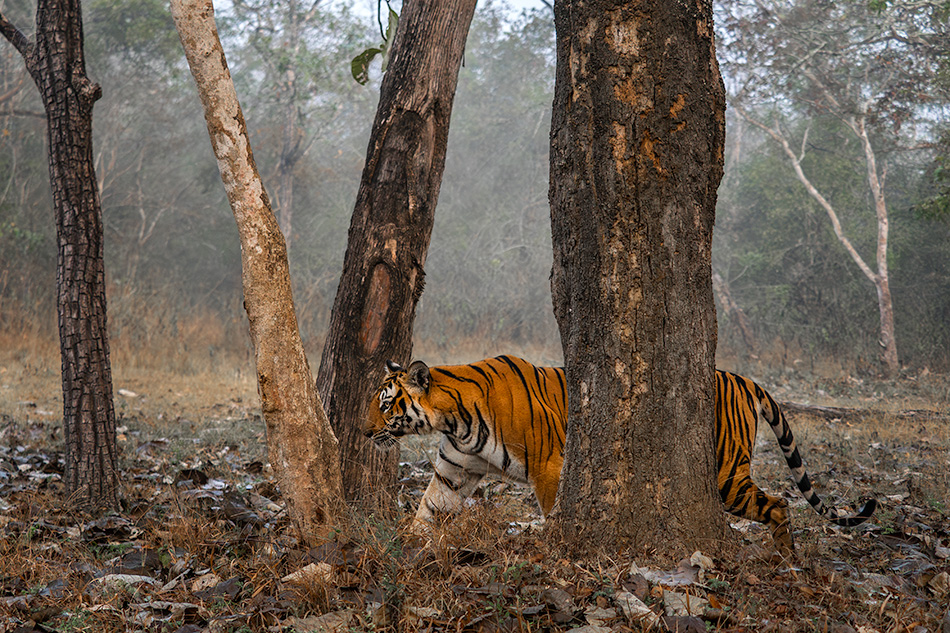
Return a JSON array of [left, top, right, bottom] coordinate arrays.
[[351, 47, 382, 85], [381, 7, 399, 71]]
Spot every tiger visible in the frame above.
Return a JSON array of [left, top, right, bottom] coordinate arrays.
[[364, 354, 876, 555]]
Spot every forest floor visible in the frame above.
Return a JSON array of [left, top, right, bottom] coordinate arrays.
[[0, 351, 949, 633]]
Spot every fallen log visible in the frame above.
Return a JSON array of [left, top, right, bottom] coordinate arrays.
[[780, 401, 947, 422]]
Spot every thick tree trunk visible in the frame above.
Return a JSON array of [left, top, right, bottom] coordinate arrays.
[[315, 0, 476, 512], [1, 0, 119, 512], [547, 0, 728, 559], [171, 0, 345, 544]]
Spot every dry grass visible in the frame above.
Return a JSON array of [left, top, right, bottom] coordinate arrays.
[[1, 323, 949, 632]]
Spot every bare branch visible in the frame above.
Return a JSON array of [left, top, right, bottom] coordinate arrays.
[[0, 67, 28, 105], [735, 105, 878, 284], [1, 107, 44, 118], [0, 10, 35, 72]]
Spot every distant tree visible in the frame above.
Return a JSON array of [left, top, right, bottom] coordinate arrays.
[[316, 0, 477, 510], [720, 0, 950, 376], [171, 0, 345, 544], [1, 0, 119, 511], [420, 6, 557, 346], [547, 0, 727, 557], [228, 0, 367, 252]]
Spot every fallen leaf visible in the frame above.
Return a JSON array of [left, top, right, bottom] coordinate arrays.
[[282, 562, 333, 585]]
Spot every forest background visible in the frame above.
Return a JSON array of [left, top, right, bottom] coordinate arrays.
[[1, 0, 949, 379]]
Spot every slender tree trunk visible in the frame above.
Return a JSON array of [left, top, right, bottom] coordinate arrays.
[[547, 0, 728, 559], [858, 116, 899, 375], [316, 0, 477, 511], [276, 102, 298, 251], [275, 0, 302, 252], [736, 107, 900, 376], [712, 271, 756, 350], [1, 0, 119, 512], [171, 0, 345, 544]]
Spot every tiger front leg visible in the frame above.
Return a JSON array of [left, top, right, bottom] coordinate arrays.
[[412, 456, 485, 530]]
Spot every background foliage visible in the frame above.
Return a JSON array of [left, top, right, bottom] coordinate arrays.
[[1, 0, 948, 374]]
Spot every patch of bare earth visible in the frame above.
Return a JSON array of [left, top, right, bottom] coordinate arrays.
[[1, 351, 948, 632]]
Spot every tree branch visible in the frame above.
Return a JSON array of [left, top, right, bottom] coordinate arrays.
[[0, 68, 28, 105], [1, 107, 45, 119], [735, 105, 878, 284], [0, 10, 35, 70]]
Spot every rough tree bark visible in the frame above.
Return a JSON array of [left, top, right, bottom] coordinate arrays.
[[547, 0, 729, 558], [1, 0, 119, 511], [171, 0, 345, 544], [316, 0, 477, 511]]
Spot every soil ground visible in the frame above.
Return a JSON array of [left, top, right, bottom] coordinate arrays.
[[0, 347, 948, 633]]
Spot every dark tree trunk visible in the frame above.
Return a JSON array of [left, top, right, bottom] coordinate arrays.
[[316, 0, 476, 511], [1, 0, 119, 511], [547, 0, 728, 559]]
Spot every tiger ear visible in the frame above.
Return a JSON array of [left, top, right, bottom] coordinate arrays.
[[407, 360, 430, 392], [385, 360, 404, 375]]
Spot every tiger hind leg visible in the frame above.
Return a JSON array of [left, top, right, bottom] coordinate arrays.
[[722, 475, 795, 558]]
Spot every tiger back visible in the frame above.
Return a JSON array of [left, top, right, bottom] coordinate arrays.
[[365, 356, 567, 521], [365, 355, 876, 555]]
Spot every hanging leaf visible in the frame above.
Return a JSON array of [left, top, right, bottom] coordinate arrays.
[[350, 6, 399, 84], [351, 47, 382, 85], [380, 7, 399, 72]]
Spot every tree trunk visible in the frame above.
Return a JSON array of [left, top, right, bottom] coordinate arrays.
[[712, 271, 756, 350], [736, 107, 900, 377], [274, 0, 303, 252], [171, 0, 345, 545], [1, 0, 119, 512], [547, 0, 728, 559], [858, 115, 899, 375], [315, 0, 476, 512]]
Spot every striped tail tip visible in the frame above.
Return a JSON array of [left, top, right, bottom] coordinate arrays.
[[831, 498, 877, 528]]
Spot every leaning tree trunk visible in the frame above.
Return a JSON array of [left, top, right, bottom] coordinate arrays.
[[316, 0, 477, 511], [547, 0, 729, 559], [735, 107, 900, 377], [1, 0, 119, 511], [172, 0, 345, 544]]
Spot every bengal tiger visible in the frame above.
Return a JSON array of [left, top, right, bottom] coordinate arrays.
[[363, 355, 876, 555]]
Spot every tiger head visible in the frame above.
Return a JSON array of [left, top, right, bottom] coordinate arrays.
[[364, 360, 439, 450]]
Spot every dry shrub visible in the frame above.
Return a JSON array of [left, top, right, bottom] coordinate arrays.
[[107, 283, 251, 375]]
